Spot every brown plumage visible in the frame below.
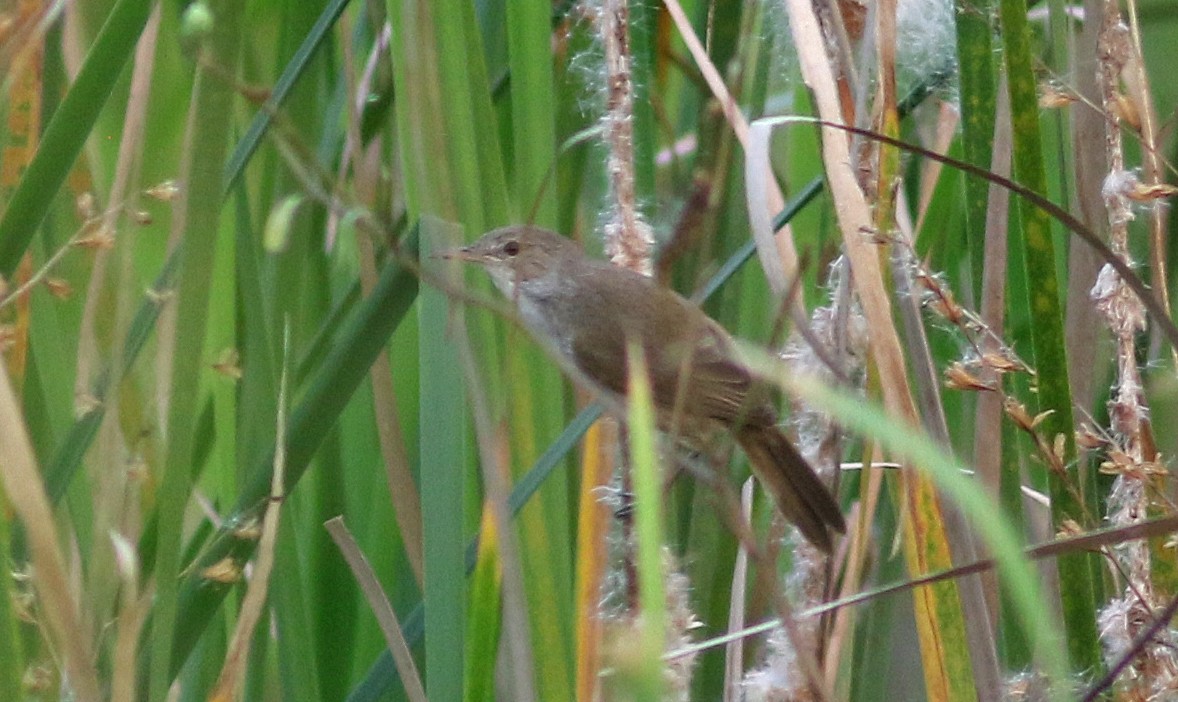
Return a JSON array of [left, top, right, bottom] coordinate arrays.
[[446, 225, 845, 552]]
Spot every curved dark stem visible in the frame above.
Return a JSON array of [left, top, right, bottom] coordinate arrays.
[[1080, 592, 1178, 701], [800, 117, 1178, 351]]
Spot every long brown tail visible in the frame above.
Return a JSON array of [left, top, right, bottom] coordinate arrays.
[[735, 425, 845, 552]]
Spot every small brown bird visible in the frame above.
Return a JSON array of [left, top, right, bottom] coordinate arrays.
[[446, 225, 845, 552]]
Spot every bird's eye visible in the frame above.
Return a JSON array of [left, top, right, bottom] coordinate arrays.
[[503, 241, 520, 257]]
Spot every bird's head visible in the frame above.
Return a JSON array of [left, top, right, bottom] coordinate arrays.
[[441, 225, 578, 297]]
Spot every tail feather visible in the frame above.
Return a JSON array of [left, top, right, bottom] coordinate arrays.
[[736, 425, 845, 552]]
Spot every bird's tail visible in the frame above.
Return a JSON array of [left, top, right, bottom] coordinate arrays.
[[735, 424, 845, 552]]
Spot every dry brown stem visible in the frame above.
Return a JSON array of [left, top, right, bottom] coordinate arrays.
[[599, 0, 652, 275]]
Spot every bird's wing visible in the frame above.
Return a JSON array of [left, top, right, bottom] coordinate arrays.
[[563, 266, 777, 426], [569, 297, 774, 426], [654, 322, 776, 426], [569, 318, 630, 397]]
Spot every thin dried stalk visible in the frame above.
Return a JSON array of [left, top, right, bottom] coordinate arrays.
[[0, 364, 101, 701], [79, 5, 162, 651], [723, 479, 753, 702], [1121, 0, 1174, 368], [75, 4, 159, 408], [209, 328, 289, 702], [326, 518, 427, 702]]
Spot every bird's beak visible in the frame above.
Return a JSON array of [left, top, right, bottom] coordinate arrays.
[[433, 246, 479, 262]]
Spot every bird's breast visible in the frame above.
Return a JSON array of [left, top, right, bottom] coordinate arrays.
[[516, 293, 576, 358]]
